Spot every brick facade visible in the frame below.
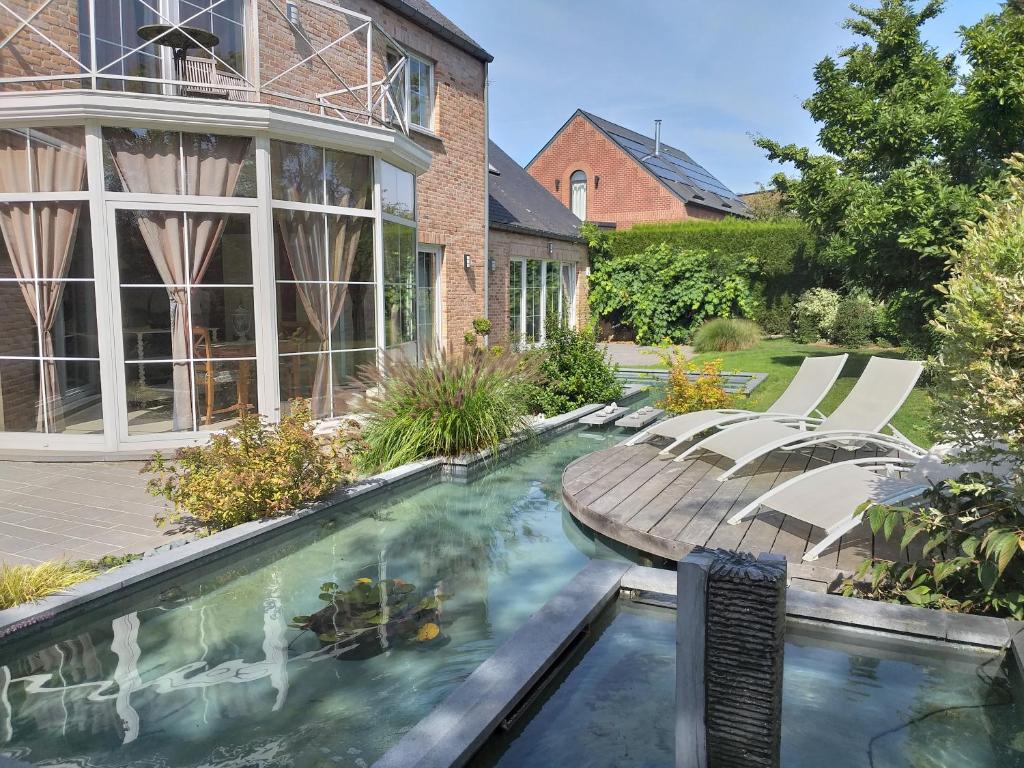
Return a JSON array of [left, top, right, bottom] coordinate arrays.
[[527, 113, 728, 229], [486, 228, 588, 346]]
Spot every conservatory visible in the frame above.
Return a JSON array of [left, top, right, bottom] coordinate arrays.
[[0, 0, 432, 454]]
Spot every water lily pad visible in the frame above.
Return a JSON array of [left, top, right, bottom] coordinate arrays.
[[416, 623, 440, 642]]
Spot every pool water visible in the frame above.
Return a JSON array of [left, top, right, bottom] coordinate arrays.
[[0, 426, 633, 768], [473, 601, 1024, 768]]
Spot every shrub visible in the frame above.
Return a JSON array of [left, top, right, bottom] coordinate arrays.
[[0, 561, 97, 609], [842, 156, 1024, 619], [755, 293, 794, 336], [658, 355, 732, 414], [521, 318, 621, 416], [357, 350, 542, 471], [588, 243, 756, 345], [146, 400, 359, 533], [692, 318, 762, 353], [792, 288, 840, 342], [830, 294, 877, 347]]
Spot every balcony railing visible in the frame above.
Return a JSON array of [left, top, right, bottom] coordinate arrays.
[[0, 0, 410, 133]]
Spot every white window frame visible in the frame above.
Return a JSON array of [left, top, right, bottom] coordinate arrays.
[[508, 257, 578, 345], [388, 47, 435, 132], [415, 243, 442, 360]]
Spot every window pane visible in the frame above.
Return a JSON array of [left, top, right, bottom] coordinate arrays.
[[271, 140, 324, 204], [192, 211, 253, 285], [331, 284, 376, 350], [190, 287, 255, 346], [325, 149, 372, 209], [525, 260, 542, 343], [182, 133, 256, 198], [0, 203, 92, 281], [385, 49, 405, 125], [30, 127, 87, 193], [53, 280, 100, 358], [279, 353, 323, 415], [0, 360, 41, 433], [104, 128, 182, 194], [0, 282, 40, 357], [384, 285, 415, 350], [508, 260, 522, 337], [331, 350, 375, 403], [51, 360, 103, 434], [276, 282, 328, 355], [275, 209, 328, 283], [0, 130, 30, 193], [116, 209, 184, 285], [194, 358, 256, 432], [561, 264, 576, 324], [120, 287, 173, 360], [381, 161, 414, 219], [383, 221, 415, 285], [329, 215, 374, 283], [545, 261, 560, 324], [124, 361, 188, 434]]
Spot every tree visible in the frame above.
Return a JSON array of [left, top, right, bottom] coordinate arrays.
[[757, 1, 1024, 347]]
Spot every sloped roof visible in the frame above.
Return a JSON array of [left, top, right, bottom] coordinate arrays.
[[488, 141, 582, 241], [377, 0, 493, 63], [560, 110, 749, 218]]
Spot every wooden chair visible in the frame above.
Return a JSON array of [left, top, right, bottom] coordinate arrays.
[[191, 325, 241, 425]]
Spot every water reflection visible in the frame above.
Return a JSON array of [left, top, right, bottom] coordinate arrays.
[[0, 429, 619, 767]]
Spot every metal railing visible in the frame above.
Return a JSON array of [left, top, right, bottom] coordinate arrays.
[[0, 0, 410, 133]]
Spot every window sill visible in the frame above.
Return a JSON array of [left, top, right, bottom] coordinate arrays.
[[409, 123, 441, 141]]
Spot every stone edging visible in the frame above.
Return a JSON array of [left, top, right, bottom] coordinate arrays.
[[0, 393, 651, 640]]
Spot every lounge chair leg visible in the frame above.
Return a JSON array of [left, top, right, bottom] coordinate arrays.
[[672, 442, 704, 464], [716, 454, 761, 482], [803, 517, 862, 562], [624, 429, 649, 447], [657, 435, 687, 458], [728, 499, 763, 525]]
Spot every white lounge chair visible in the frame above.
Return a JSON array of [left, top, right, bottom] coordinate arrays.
[[624, 353, 848, 455], [673, 356, 925, 481], [726, 444, 1009, 562]]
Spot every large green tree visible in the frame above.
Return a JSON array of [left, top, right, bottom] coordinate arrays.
[[757, 1, 1024, 346]]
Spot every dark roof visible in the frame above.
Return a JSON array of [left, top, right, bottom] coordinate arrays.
[[539, 109, 750, 218], [488, 141, 583, 241], [376, 0, 493, 63]]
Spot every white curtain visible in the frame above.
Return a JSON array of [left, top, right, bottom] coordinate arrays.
[[570, 179, 587, 220]]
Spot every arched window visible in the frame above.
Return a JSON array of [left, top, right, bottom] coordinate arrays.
[[570, 170, 587, 220]]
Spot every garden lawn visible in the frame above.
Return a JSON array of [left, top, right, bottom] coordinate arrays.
[[688, 339, 936, 448]]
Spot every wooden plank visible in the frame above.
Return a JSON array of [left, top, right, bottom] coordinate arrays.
[[562, 446, 638, 496], [575, 448, 661, 507], [735, 451, 814, 558], [590, 453, 672, 514], [674, 453, 775, 547], [604, 460, 690, 524], [649, 456, 735, 541], [703, 450, 790, 552], [624, 457, 719, 534]]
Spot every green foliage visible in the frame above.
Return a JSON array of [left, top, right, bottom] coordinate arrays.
[[579, 221, 613, 266], [756, 0, 1024, 346], [357, 351, 542, 471], [658, 355, 732, 414], [463, 331, 477, 346], [842, 477, 1024, 618], [932, 155, 1024, 470], [755, 292, 794, 336], [692, 318, 762, 353], [146, 400, 359, 533], [0, 561, 98, 609], [831, 294, 878, 348], [588, 243, 756, 345], [471, 318, 492, 336], [521, 318, 621, 415], [792, 288, 840, 343]]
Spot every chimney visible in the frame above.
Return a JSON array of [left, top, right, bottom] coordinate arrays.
[[654, 119, 662, 157]]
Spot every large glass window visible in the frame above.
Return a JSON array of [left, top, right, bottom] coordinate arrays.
[[380, 161, 414, 219], [508, 258, 578, 345], [385, 49, 433, 130], [104, 128, 257, 197], [117, 209, 257, 434], [0, 126, 100, 435], [416, 249, 438, 361], [383, 221, 416, 362], [570, 170, 587, 220], [271, 140, 376, 419]]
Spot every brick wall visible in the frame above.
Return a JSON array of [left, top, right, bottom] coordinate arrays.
[[0, 0, 82, 91], [526, 113, 727, 229], [486, 227, 588, 346]]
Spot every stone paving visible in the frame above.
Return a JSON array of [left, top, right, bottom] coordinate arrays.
[[0, 461, 183, 566], [602, 342, 692, 367]]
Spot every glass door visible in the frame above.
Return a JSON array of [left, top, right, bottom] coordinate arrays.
[[106, 202, 261, 439], [416, 247, 440, 361]]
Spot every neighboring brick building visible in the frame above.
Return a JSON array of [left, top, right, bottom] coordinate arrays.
[[527, 109, 749, 229], [487, 142, 588, 346], [0, 0, 492, 454]]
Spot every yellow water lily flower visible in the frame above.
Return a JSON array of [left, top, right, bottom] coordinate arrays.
[[416, 622, 440, 642], [355, 577, 372, 584]]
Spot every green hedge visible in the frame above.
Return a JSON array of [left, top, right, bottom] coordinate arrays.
[[603, 219, 823, 334]]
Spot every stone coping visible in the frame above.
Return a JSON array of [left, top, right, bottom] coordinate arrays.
[[0, 393, 652, 640]]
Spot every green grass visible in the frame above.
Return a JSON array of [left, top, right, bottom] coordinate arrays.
[[686, 339, 936, 448], [0, 560, 98, 609]]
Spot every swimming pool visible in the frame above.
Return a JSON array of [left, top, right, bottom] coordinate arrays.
[[471, 600, 1024, 768], [0, 426, 635, 768]]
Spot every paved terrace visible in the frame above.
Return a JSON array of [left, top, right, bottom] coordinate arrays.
[[0, 462, 179, 566], [562, 442, 910, 588]]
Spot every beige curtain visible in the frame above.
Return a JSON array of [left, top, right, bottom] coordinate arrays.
[[0, 127, 86, 432], [107, 130, 251, 430], [276, 213, 363, 419]]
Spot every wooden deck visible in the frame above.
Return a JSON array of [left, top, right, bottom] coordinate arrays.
[[562, 442, 903, 587]]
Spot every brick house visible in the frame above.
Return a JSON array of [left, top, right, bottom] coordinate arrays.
[[487, 141, 587, 346], [527, 109, 749, 229], [0, 0, 492, 455]]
